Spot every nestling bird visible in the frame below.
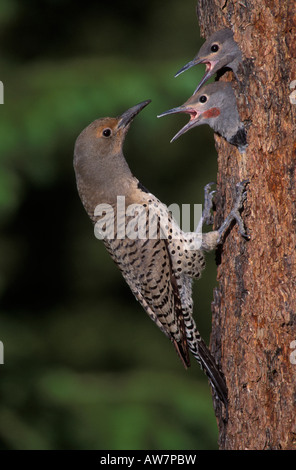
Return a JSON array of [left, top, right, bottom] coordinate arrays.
[[175, 28, 242, 94], [73, 100, 249, 407], [158, 82, 247, 152]]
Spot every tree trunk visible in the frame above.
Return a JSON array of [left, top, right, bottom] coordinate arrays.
[[196, 0, 296, 450]]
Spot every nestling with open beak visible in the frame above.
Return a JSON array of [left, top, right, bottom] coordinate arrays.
[[175, 28, 242, 94], [158, 82, 247, 153]]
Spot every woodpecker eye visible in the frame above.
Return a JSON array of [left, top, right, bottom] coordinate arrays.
[[102, 128, 112, 137], [211, 44, 219, 53], [199, 95, 207, 103]]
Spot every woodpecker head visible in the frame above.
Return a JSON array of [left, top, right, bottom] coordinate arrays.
[[74, 100, 151, 200], [74, 100, 151, 163], [175, 28, 242, 94], [158, 82, 247, 152]]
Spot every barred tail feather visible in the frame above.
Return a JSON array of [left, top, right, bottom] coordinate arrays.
[[193, 337, 228, 407]]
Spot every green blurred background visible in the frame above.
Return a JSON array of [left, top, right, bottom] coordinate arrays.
[[0, 0, 220, 450]]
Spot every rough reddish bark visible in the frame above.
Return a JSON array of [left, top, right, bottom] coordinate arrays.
[[196, 0, 296, 450]]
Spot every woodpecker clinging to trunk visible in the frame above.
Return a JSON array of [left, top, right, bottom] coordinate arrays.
[[73, 100, 249, 409], [158, 82, 247, 153], [175, 28, 242, 94]]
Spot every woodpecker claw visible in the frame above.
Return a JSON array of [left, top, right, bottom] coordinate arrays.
[[202, 182, 216, 226], [217, 180, 250, 243]]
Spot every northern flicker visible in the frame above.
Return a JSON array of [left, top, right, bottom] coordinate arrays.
[[175, 28, 242, 94], [158, 82, 247, 152], [73, 100, 249, 407]]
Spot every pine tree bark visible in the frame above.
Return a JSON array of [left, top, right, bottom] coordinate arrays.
[[196, 0, 296, 450]]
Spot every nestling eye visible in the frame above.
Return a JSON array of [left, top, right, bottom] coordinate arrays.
[[199, 95, 207, 103], [211, 44, 219, 52], [102, 128, 112, 137]]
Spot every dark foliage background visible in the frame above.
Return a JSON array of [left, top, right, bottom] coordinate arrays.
[[0, 0, 219, 449]]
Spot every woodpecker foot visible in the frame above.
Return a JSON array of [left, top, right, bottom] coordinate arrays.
[[202, 182, 216, 226], [217, 179, 250, 243]]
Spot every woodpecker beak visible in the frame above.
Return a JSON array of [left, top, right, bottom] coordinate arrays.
[[174, 58, 203, 77], [175, 58, 219, 94], [157, 106, 202, 143], [118, 100, 151, 129], [193, 61, 218, 93]]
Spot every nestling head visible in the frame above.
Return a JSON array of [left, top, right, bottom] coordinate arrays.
[[158, 82, 235, 139], [175, 28, 242, 93], [158, 82, 246, 151]]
